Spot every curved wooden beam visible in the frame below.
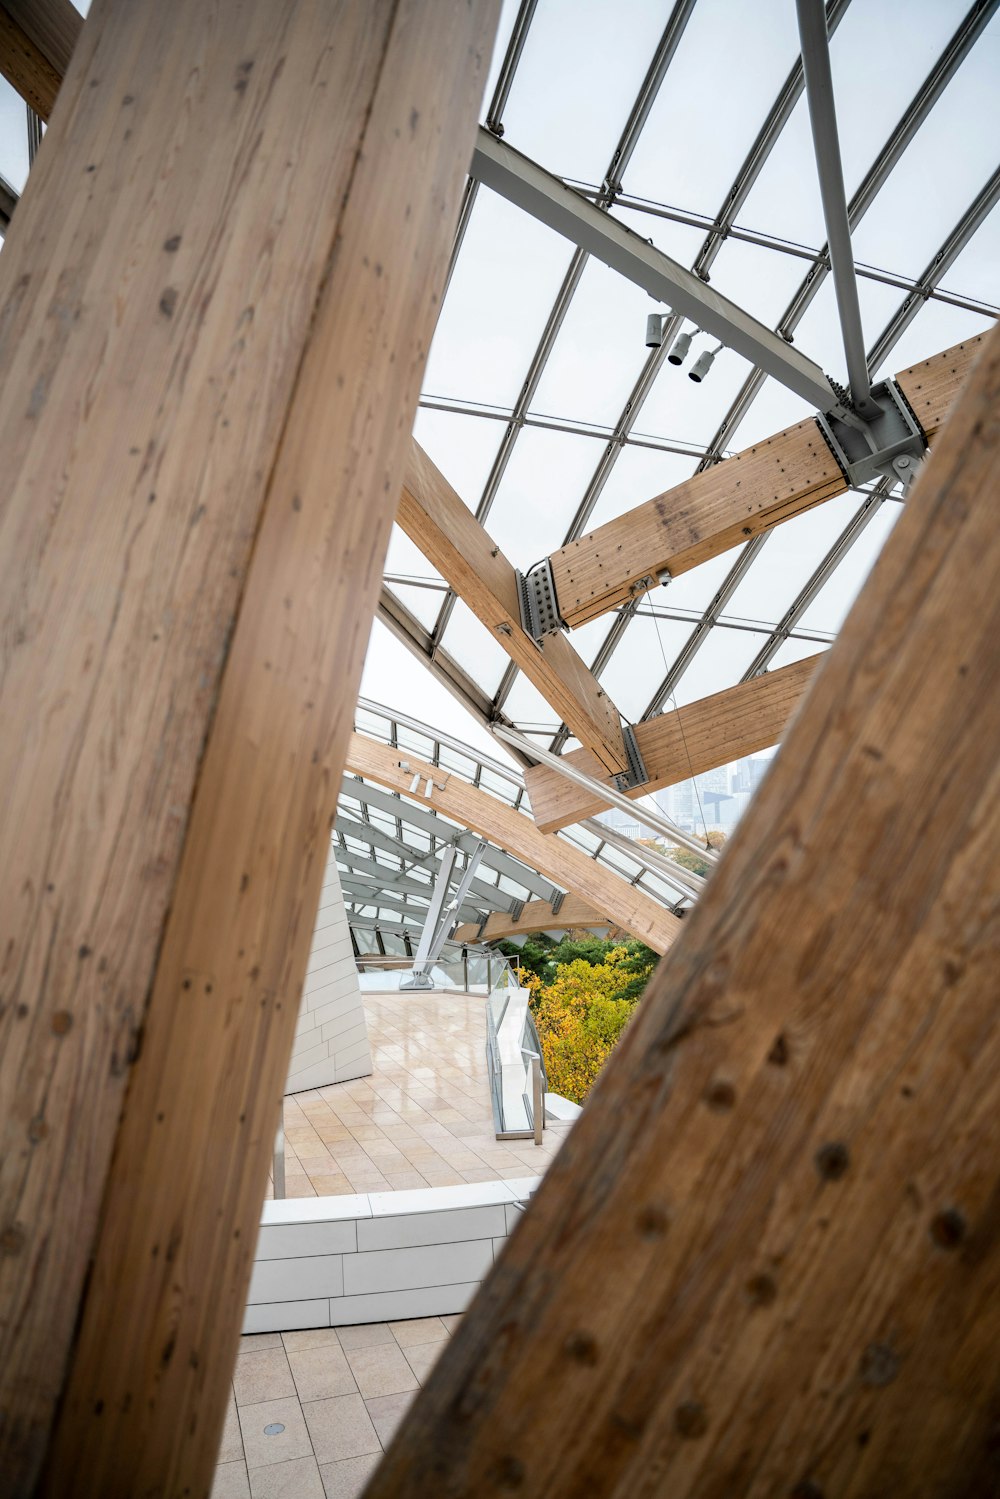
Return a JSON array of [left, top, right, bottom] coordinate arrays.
[[344, 733, 680, 954], [525, 654, 821, 833], [454, 894, 609, 944]]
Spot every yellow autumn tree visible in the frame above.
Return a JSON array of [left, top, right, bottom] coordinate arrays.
[[528, 947, 640, 1105]]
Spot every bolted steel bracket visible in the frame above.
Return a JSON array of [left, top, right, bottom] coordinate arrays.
[[516, 559, 565, 642], [816, 378, 926, 495], [612, 723, 649, 793], [551, 890, 566, 916]]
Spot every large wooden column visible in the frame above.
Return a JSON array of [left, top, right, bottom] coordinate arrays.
[[366, 330, 1000, 1494], [0, 1, 498, 1494]]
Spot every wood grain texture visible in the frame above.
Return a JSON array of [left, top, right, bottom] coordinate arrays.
[[454, 894, 608, 944], [400, 443, 629, 774], [0, 0, 498, 1493], [365, 326, 1000, 1497], [0, 6, 64, 119], [551, 418, 845, 627], [550, 337, 982, 630], [345, 733, 681, 955], [895, 334, 986, 438], [525, 656, 821, 833], [3, 0, 81, 91]]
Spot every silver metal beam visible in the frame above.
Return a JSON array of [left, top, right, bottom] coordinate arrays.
[[491, 723, 718, 867], [341, 776, 560, 903], [471, 128, 843, 415], [408, 845, 459, 981], [694, 0, 853, 280], [796, 0, 876, 418], [867, 164, 1000, 374]]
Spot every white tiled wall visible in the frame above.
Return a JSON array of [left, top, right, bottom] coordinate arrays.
[[285, 848, 372, 1094], [243, 1179, 539, 1334]]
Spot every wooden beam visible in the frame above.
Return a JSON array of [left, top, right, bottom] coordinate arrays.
[[549, 335, 985, 630], [0, 0, 81, 120], [0, 2, 497, 1494], [345, 733, 681, 954], [400, 443, 629, 775], [525, 655, 821, 833], [365, 326, 1000, 1497], [454, 894, 609, 944]]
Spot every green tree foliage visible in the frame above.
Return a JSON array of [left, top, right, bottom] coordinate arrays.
[[505, 935, 660, 1105], [528, 949, 643, 1105]]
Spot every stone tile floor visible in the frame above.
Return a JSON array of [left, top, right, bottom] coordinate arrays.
[[213, 1316, 460, 1498], [268, 990, 570, 1198]]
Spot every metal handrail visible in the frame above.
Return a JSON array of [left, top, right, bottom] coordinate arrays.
[[352, 699, 694, 913]]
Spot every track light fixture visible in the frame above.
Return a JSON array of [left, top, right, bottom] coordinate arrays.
[[645, 312, 667, 348], [667, 329, 694, 366], [688, 343, 723, 383]]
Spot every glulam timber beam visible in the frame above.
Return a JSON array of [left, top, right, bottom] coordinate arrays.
[[345, 733, 680, 954], [366, 326, 1000, 1498], [0, 0, 81, 120], [454, 895, 609, 944], [549, 335, 985, 630], [0, 2, 498, 1494], [526, 654, 821, 833], [400, 443, 630, 775]]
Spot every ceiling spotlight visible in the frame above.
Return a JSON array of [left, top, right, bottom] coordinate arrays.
[[645, 313, 667, 348], [667, 329, 694, 366], [689, 344, 722, 383]]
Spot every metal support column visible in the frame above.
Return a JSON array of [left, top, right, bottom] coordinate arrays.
[[796, 0, 878, 419]]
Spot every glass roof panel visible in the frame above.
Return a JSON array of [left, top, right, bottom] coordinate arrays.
[[937, 200, 1000, 307], [874, 296, 996, 381], [851, 11, 1000, 279], [670, 622, 771, 708], [382, 581, 443, 634], [658, 543, 745, 613], [598, 615, 694, 723], [499, 0, 668, 187], [798, 500, 903, 634], [705, 234, 820, 333], [831, 0, 973, 202], [724, 492, 862, 625], [421, 188, 576, 410], [621, 0, 799, 217], [437, 598, 508, 701], [412, 408, 503, 507], [637, 344, 759, 449], [501, 673, 562, 735], [485, 425, 604, 564], [582, 444, 696, 533], [614, 203, 709, 267], [0, 77, 28, 194], [768, 636, 831, 671], [531, 257, 659, 429]]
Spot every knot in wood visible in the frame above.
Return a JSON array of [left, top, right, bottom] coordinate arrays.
[[51, 1010, 73, 1035], [674, 1401, 708, 1439], [815, 1141, 850, 1182], [767, 1033, 789, 1066], [489, 1455, 525, 1489], [704, 1078, 736, 1111], [860, 1343, 899, 1388], [563, 1331, 599, 1366], [1, 1224, 26, 1255], [745, 1272, 777, 1307], [930, 1208, 966, 1250], [636, 1204, 670, 1239]]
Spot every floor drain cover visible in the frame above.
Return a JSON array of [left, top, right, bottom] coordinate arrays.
[[263, 1423, 285, 1436]]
